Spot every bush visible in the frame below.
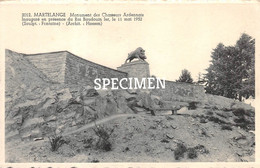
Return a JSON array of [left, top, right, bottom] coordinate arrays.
[[232, 108, 246, 116], [216, 112, 226, 118], [187, 148, 198, 159], [188, 102, 198, 110], [245, 109, 255, 117], [174, 144, 209, 160], [200, 118, 207, 123], [82, 137, 94, 149], [194, 144, 209, 154], [91, 159, 100, 163], [208, 116, 226, 124], [234, 117, 252, 130], [206, 111, 213, 116], [221, 125, 233, 131], [234, 117, 246, 123], [174, 143, 187, 160], [92, 123, 115, 151], [48, 135, 66, 152]]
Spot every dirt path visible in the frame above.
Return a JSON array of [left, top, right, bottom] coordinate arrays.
[[62, 113, 137, 136], [6, 113, 139, 152]]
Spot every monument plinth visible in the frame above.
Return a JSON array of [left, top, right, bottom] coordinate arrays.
[[117, 60, 150, 79]]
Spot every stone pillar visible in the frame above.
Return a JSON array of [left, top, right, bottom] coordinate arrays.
[[117, 60, 150, 78], [117, 60, 150, 88]]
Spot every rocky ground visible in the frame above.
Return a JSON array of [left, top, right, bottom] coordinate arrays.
[[6, 107, 255, 162], [5, 49, 255, 162]]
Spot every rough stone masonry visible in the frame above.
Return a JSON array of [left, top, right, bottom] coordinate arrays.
[[9, 49, 206, 101]]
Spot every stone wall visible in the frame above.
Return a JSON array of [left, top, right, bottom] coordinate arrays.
[[20, 50, 206, 102], [25, 51, 128, 86], [64, 52, 128, 86], [25, 51, 67, 83], [151, 80, 206, 102]]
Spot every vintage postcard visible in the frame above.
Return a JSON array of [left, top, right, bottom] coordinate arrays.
[[0, 0, 259, 167]]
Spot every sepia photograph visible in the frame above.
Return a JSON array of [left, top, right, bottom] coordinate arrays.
[[0, 1, 259, 165]]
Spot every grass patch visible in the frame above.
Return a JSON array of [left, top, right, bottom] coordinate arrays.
[[92, 123, 115, 151], [48, 135, 66, 152], [174, 143, 187, 160]]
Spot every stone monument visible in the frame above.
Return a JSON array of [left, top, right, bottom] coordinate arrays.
[[117, 47, 150, 81]]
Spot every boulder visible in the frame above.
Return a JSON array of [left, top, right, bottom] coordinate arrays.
[[14, 114, 23, 126], [106, 97, 118, 114], [118, 89, 137, 100], [56, 88, 73, 109], [45, 115, 57, 122], [7, 107, 20, 119], [151, 95, 161, 105], [6, 130, 20, 141], [21, 117, 44, 129], [25, 87, 45, 100], [176, 107, 189, 115], [136, 91, 155, 110], [86, 88, 99, 97], [116, 95, 134, 114], [64, 111, 76, 119], [96, 89, 113, 98], [21, 128, 42, 140], [82, 98, 96, 106]]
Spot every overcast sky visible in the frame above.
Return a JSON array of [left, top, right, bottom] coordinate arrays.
[[1, 3, 258, 81]]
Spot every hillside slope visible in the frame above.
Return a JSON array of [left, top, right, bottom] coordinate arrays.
[[6, 108, 254, 162], [5, 49, 255, 162]]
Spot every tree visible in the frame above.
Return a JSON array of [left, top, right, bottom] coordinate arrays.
[[204, 43, 230, 96], [204, 33, 255, 100], [235, 33, 255, 99], [196, 72, 204, 84], [176, 69, 193, 83]]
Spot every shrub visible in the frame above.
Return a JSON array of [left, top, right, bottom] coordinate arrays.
[[221, 125, 233, 131], [232, 108, 246, 116], [234, 117, 246, 123], [188, 102, 198, 110], [200, 129, 209, 137], [206, 111, 213, 116], [208, 116, 226, 124], [200, 118, 207, 123], [174, 143, 187, 160], [194, 144, 209, 154], [92, 123, 115, 151], [245, 109, 255, 117], [216, 112, 226, 118], [174, 144, 209, 160], [234, 117, 252, 130], [82, 137, 94, 149], [91, 159, 99, 163], [48, 135, 66, 152], [187, 148, 198, 159]]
